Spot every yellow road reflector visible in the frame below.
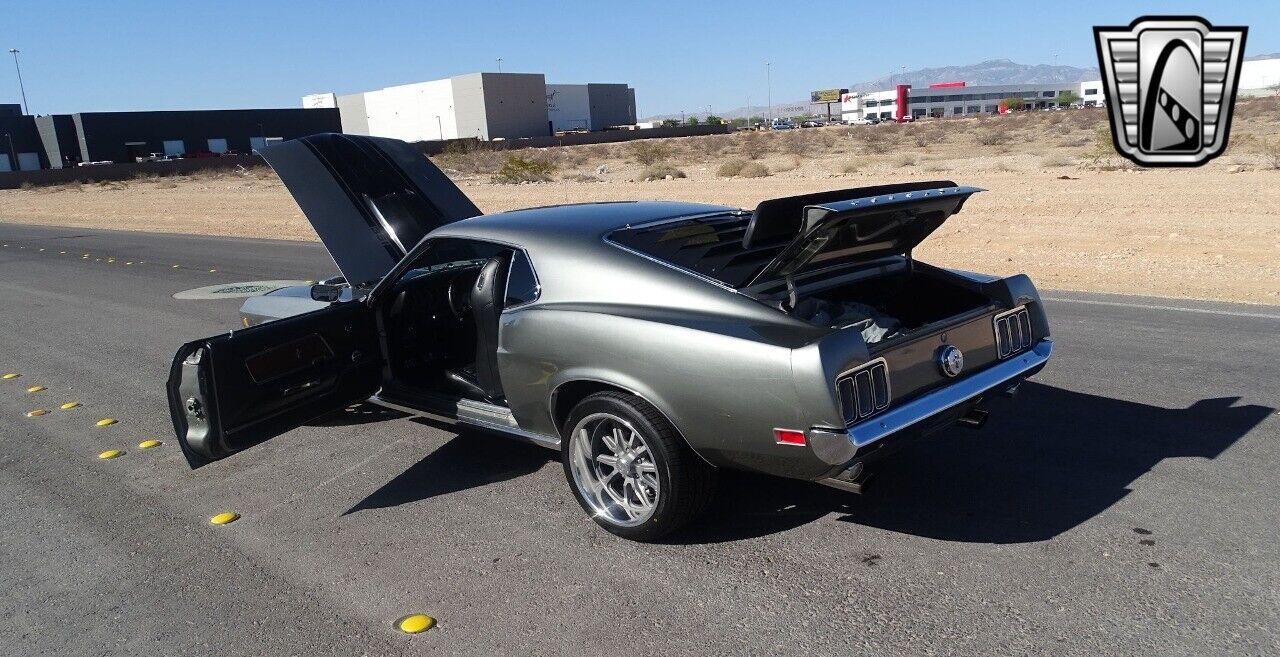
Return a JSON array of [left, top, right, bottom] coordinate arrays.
[[26, 385, 46, 393], [138, 439, 162, 449], [210, 512, 240, 525], [396, 614, 436, 634], [95, 418, 118, 427], [2, 372, 20, 379], [98, 449, 124, 460], [26, 409, 49, 417], [60, 401, 80, 410]]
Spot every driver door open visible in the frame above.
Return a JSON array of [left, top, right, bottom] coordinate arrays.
[[166, 301, 381, 468]]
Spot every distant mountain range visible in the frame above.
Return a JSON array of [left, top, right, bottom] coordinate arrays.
[[643, 58, 1101, 121]]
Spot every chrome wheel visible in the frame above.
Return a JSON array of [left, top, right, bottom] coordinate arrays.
[[567, 412, 661, 527]]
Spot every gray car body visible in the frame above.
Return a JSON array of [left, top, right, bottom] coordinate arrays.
[[243, 198, 1049, 482], [216, 134, 1051, 485]]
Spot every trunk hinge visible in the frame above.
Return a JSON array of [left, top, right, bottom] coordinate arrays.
[[906, 248, 915, 273]]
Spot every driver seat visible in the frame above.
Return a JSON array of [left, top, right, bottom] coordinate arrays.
[[445, 251, 511, 402]]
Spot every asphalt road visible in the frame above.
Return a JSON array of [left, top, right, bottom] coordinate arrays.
[[1, 223, 1277, 657]]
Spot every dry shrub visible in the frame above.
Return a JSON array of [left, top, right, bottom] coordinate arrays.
[[628, 140, 673, 165], [433, 147, 506, 174], [492, 154, 556, 183], [717, 158, 748, 177], [840, 161, 861, 174], [699, 134, 731, 156], [1040, 154, 1075, 167], [738, 162, 771, 178], [781, 131, 813, 156], [855, 129, 892, 154], [737, 131, 772, 159], [893, 153, 917, 167], [814, 129, 838, 149], [1236, 95, 1280, 121], [975, 123, 1015, 146], [562, 172, 601, 183], [922, 161, 952, 172], [579, 143, 613, 160], [548, 146, 587, 166], [1260, 137, 1280, 170], [640, 164, 687, 180]]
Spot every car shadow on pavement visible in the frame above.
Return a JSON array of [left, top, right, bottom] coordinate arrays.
[[305, 402, 409, 427], [675, 382, 1273, 545], [343, 423, 555, 515]]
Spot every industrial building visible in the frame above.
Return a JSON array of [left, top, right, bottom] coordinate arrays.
[[1, 103, 45, 171], [307, 72, 636, 142], [840, 81, 1104, 122], [3, 106, 340, 170]]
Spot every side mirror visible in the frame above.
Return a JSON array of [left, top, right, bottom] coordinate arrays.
[[310, 284, 343, 303]]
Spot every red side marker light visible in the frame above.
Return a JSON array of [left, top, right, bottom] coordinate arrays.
[[774, 428, 806, 446]]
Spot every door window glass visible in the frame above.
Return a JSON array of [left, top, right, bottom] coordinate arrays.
[[505, 250, 540, 307]]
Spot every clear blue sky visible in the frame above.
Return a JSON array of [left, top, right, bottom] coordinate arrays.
[[3, 1, 1276, 117]]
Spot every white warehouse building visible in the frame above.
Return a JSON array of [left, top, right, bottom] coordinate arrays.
[[840, 80, 1104, 122], [304, 73, 635, 142]]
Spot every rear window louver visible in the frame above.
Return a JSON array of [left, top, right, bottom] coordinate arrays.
[[837, 359, 891, 425], [994, 306, 1033, 359]]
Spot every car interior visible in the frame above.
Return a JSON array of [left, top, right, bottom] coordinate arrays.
[[380, 239, 514, 405]]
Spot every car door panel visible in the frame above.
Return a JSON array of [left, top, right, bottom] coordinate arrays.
[[167, 301, 381, 468]]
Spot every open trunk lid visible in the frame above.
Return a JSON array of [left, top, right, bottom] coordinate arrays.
[[260, 133, 481, 286], [742, 182, 982, 289]]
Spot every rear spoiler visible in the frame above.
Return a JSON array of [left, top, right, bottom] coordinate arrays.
[[743, 183, 984, 289], [742, 180, 961, 249]]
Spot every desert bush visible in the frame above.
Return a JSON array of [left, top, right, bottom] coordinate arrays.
[[717, 158, 748, 177], [854, 128, 892, 154], [814, 128, 838, 149], [433, 147, 506, 174], [18, 181, 35, 190], [628, 140, 673, 165], [562, 172, 601, 183], [840, 161, 861, 174], [1084, 126, 1118, 168], [922, 161, 952, 172], [738, 162, 771, 178], [640, 164, 687, 180], [1236, 95, 1280, 121], [1040, 154, 1075, 167], [579, 143, 613, 160], [781, 131, 812, 156], [699, 134, 731, 156], [1261, 137, 1280, 170], [974, 124, 1014, 146], [737, 131, 772, 159], [549, 146, 587, 167], [893, 153, 917, 167], [492, 155, 556, 183]]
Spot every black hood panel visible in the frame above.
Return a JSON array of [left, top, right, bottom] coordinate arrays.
[[261, 134, 481, 286]]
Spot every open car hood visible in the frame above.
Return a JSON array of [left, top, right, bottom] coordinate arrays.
[[260, 133, 481, 286], [743, 182, 983, 288]]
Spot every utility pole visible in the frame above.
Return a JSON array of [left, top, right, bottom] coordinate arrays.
[[766, 62, 772, 123], [496, 57, 503, 73], [8, 49, 27, 115]]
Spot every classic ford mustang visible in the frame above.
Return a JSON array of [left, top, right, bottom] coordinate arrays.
[[168, 133, 1052, 541]]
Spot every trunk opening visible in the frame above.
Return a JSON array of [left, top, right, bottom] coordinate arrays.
[[788, 267, 992, 346]]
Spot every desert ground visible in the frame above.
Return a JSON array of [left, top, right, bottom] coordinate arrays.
[[2, 101, 1277, 304]]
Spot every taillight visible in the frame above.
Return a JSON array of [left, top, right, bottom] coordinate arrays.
[[836, 359, 891, 425]]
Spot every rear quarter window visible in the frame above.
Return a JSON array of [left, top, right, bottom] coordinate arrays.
[[505, 250, 540, 306]]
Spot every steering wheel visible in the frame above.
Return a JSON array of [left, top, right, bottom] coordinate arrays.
[[446, 273, 473, 321]]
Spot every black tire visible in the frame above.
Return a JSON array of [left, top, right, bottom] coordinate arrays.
[[561, 391, 716, 541]]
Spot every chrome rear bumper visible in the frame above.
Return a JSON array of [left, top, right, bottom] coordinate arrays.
[[807, 339, 1052, 466]]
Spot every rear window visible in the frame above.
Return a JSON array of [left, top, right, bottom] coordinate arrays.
[[608, 213, 784, 289]]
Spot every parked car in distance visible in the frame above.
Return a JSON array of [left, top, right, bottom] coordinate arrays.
[[800, 120, 825, 128], [169, 134, 1053, 542], [846, 117, 878, 126], [770, 119, 796, 130]]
